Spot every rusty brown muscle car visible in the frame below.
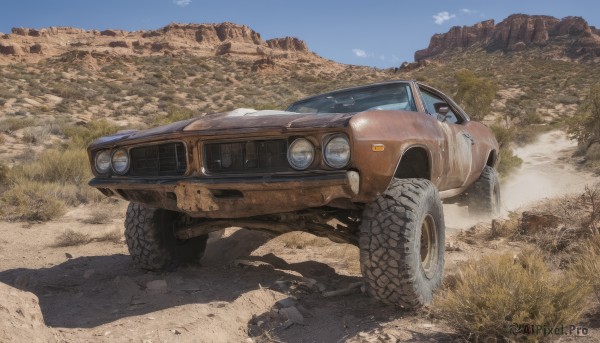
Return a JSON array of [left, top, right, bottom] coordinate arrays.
[[87, 80, 500, 308]]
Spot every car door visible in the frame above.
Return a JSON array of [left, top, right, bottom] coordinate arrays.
[[418, 87, 473, 190]]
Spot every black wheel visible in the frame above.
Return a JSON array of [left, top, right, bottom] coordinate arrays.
[[467, 166, 501, 217], [359, 178, 445, 308], [124, 203, 208, 271]]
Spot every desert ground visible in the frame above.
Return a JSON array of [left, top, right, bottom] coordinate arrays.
[[0, 130, 598, 343]]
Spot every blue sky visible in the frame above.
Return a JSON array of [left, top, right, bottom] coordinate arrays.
[[1, 1, 598, 68]]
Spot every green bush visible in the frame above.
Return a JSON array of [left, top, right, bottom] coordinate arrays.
[[61, 119, 120, 147], [435, 251, 591, 342], [453, 70, 496, 120], [567, 83, 600, 148], [152, 106, 197, 125]]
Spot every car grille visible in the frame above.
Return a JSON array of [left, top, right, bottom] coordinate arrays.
[[205, 139, 290, 174], [129, 143, 187, 176]]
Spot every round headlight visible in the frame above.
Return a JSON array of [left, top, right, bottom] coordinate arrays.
[[324, 135, 350, 169], [94, 150, 111, 174], [111, 149, 129, 175], [287, 138, 314, 170]]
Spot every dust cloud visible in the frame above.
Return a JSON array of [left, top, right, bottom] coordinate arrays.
[[444, 130, 597, 230]]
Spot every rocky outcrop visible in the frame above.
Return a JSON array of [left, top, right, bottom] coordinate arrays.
[[266, 37, 308, 52], [415, 14, 600, 61], [0, 22, 314, 64], [108, 41, 129, 48]]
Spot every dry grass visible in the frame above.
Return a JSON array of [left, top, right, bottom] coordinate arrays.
[[83, 206, 114, 224], [52, 228, 123, 247], [434, 250, 592, 342], [53, 229, 91, 247], [93, 228, 123, 244], [571, 234, 600, 302], [0, 181, 67, 221]]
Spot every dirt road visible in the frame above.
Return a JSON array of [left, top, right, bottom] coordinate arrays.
[[0, 130, 596, 342]]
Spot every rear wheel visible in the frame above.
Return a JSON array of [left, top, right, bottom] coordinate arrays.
[[467, 166, 501, 217], [124, 203, 208, 271], [359, 178, 445, 308]]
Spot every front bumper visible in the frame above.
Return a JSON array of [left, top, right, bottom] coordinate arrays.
[[89, 172, 357, 218]]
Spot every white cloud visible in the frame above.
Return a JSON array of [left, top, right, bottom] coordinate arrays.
[[173, 0, 191, 7], [380, 55, 385, 61], [461, 8, 476, 14], [433, 11, 456, 25], [352, 49, 367, 58]]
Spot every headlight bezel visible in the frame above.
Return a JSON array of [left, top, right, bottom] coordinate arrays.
[[111, 148, 130, 175], [287, 138, 315, 170], [323, 134, 351, 169], [94, 149, 112, 174]]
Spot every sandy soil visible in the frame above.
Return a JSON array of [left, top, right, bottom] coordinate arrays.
[[0, 130, 599, 342]]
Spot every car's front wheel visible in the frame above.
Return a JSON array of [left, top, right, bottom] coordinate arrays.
[[359, 178, 445, 308], [124, 203, 208, 271]]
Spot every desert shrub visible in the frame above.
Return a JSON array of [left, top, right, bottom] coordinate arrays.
[[453, 70, 496, 120], [93, 228, 123, 244], [22, 126, 50, 144], [83, 206, 114, 224], [435, 251, 591, 342], [0, 180, 66, 221], [556, 94, 579, 105], [53, 229, 91, 247], [61, 119, 120, 147], [567, 83, 600, 149], [12, 148, 92, 185], [0, 162, 9, 185], [152, 106, 197, 125], [571, 234, 600, 301], [0, 117, 37, 133]]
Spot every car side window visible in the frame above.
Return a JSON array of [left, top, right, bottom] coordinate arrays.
[[419, 90, 459, 124]]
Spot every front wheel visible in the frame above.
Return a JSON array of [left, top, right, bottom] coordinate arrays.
[[359, 178, 445, 308], [124, 203, 208, 271]]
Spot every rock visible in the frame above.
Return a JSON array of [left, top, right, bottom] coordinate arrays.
[[415, 14, 600, 61], [108, 41, 129, 48], [65, 253, 73, 259], [266, 37, 308, 52], [0, 43, 22, 56], [100, 29, 119, 37], [520, 211, 561, 235], [29, 43, 42, 54], [146, 279, 168, 293], [279, 306, 304, 325], [445, 242, 461, 251]]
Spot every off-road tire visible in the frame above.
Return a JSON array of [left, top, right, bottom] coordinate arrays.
[[125, 203, 208, 271], [467, 166, 501, 217], [359, 178, 445, 308]]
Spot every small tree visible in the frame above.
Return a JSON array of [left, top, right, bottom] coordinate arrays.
[[567, 83, 600, 150], [454, 70, 496, 121]]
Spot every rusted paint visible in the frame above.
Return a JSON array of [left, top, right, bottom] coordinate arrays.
[[88, 80, 499, 218]]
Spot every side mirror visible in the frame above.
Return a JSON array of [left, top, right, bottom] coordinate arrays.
[[434, 102, 450, 115]]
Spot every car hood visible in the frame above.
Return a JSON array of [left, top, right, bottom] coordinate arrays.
[[89, 109, 355, 147]]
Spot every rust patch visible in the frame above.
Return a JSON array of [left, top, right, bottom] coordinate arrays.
[[174, 183, 220, 212]]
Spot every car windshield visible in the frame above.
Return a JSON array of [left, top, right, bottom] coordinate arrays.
[[286, 82, 417, 114]]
